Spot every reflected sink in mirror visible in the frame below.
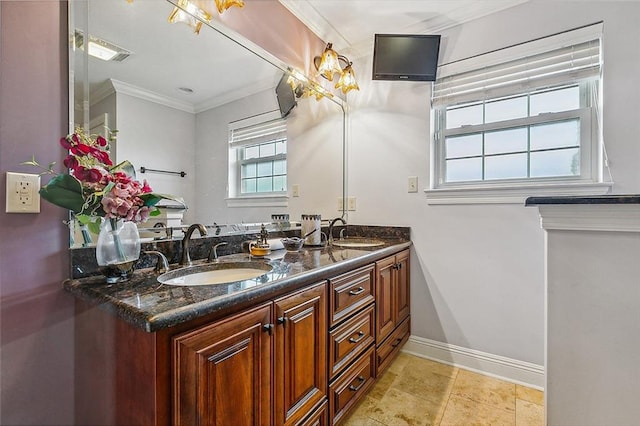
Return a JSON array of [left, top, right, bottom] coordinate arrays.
[[158, 262, 273, 286], [332, 238, 385, 248]]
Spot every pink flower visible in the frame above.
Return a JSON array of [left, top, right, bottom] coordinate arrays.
[[96, 135, 108, 147]]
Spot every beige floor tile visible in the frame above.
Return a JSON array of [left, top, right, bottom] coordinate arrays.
[[440, 394, 516, 426], [364, 387, 447, 426], [388, 352, 412, 375], [451, 369, 516, 412], [402, 354, 459, 379], [515, 399, 543, 426], [515, 385, 543, 406], [392, 367, 456, 407], [367, 370, 398, 401]]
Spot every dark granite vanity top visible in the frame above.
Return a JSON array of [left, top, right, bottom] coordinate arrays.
[[64, 237, 411, 333], [525, 194, 640, 206]]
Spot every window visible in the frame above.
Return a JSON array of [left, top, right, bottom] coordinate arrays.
[[229, 114, 287, 199], [429, 23, 611, 203]]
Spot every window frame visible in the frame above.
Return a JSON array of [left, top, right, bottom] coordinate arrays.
[[433, 83, 597, 189], [226, 113, 290, 208], [427, 24, 612, 204], [236, 138, 287, 196]]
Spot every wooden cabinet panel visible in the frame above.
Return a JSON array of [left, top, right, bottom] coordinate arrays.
[[375, 256, 396, 343], [275, 282, 328, 426], [296, 400, 329, 426], [329, 346, 376, 426], [376, 316, 410, 375], [329, 304, 375, 378], [395, 250, 410, 323], [173, 303, 272, 426], [329, 264, 375, 327]]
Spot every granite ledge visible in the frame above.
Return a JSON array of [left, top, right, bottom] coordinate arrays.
[[525, 194, 640, 206], [64, 240, 411, 333]]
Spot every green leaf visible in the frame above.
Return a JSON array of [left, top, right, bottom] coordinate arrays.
[[87, 220, 102, 235], [149, 209, 161, 217], [39, 174, 86, 213], [140, 193, 187, 209], [110, 160, 137, 180]]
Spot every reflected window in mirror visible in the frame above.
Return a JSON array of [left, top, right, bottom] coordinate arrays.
[[229, 112, 287, 197]]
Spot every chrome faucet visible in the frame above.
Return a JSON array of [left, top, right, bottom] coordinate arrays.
[[328, 217, 347, 246], [208, 242, 228, 262], [180, 224, 207, 265]]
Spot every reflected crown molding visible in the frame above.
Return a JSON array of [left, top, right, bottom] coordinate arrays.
[[91, 77, 279, 115]]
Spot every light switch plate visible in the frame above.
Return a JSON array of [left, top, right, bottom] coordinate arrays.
[[408, 176, 418, 193], [6, 172, 41, 213], [292, 184, 300, 197]]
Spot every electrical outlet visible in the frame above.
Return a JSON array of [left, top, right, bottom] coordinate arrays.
[[6, 172, 40, 213], [347, 197, 356, 211], [337, 197, 344, 211], [292, 184, 300, 197], [408, 176, 418, 193]]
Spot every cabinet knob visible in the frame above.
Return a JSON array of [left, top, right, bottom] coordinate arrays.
[[277, 316, 287, 325], [262, 324, 274, 335]]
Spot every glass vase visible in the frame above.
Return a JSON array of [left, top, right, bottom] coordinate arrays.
[[96, 218, 141, 283]]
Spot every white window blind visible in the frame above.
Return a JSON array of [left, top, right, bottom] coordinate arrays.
[[229, 117, 287, 148], [433, 23, 602, 107]]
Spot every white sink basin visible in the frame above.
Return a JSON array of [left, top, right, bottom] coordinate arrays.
[[158, 262, 273, 286], [332, 238, 385, 248]]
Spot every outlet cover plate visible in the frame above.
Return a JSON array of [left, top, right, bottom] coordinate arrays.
[[6, 172, 41, 213]]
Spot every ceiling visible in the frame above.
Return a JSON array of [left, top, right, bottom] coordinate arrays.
[[79, 0, 530, 111], [280, 0, 529, 56]]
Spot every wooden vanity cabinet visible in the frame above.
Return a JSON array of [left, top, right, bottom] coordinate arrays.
[[172, 282, 327, 426], [327, 264, 377, 425], [375, 249, 410, 375], [172, 303, 273, 426]]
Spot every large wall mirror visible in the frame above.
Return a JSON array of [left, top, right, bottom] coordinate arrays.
[[70, 0, 345, 247]]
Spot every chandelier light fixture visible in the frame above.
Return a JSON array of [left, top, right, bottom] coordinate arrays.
[[214, 0, 245, 14]]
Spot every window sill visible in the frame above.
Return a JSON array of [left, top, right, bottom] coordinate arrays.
[[226, 195, 289, 208], [425, 181, 614, 205]]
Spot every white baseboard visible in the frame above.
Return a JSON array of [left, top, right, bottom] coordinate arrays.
[[402, 335, 544, 390]]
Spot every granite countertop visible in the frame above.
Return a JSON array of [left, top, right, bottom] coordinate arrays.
[[64, 239, 411, 333], [525, 194, 640, 206]]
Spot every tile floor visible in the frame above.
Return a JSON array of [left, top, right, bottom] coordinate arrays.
[[343, 352, 544, 426]]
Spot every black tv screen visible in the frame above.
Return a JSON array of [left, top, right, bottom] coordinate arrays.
[[275, 73, 296, 118], [372, 34, 441, 81]]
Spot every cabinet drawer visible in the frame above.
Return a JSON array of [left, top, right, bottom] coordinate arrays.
[[296, 399, 328, 426], [376, 315, 410, 375], [329, 346, 376, 426], [329, 304, 375, 378], [329, 264, 375, 327]]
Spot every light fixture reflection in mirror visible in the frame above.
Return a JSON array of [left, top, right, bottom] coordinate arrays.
[[214, 0, 245, 14], [168, 0, 212, 34]]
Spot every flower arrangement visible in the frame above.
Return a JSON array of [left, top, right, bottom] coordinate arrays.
[[23, 127, 185, 235]]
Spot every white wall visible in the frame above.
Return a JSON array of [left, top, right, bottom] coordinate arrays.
[[194, 88, 345, 226], [115, 93, 196, 223], [345, 0, 640, 370]]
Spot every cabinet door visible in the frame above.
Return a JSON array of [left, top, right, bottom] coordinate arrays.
[[375, 256, 397, 344], [396, 250, 410, 323], [173, 303, 272, 426], [274, 282, 328, 426]]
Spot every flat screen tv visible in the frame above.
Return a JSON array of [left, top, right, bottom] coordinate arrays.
[[372, 34, 441, 81], [275, 73, 297, 118]]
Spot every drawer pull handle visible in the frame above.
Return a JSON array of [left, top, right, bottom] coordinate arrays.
[[348, 375, 366, 392], [348, 286, 365, 296], [348, 331, 365, 344], [391, 337, 403, 348]]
